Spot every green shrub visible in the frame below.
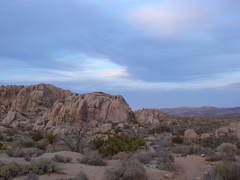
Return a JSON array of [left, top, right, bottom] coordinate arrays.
[[96, 134, 145, 157], [148, 128, 160, 135], [236, 142, 240, 149], [31, 131, 44, 141], [79, 151, 106, 166], [44, 131, 58, 145], [0, 143, 8, 150], [105, 159, 146, 180], [172, 135, 184, 144]]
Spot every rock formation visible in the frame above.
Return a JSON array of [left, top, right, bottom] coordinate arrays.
[[0, 84, 134, 131], [135, 108, 168, 126]]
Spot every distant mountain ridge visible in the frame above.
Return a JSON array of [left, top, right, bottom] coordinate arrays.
[[160, 106, 240, 117]]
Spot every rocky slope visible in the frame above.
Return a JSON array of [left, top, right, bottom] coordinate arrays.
[[0, 84, 135, 131]]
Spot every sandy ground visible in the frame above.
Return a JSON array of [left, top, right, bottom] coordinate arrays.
[[0, 151, 213, 180]]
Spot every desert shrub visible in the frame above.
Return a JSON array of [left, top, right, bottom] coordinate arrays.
[[31, 131, 44, 141], [155, 135, 172, 147], [149, 125, 172, 135], [171, 145, 190, 156], [156, 151, 175, 171], [26, 173, 38, 180], [114, 127, 123, 134], [79, 151, 106, 166], [133, 150, 156, 164], [0, 143, 8, 150], [216, 143, 237, 157], [52, 154, 72, 163], [97, 134, 145, 157], [200, 135, 237, 149], [6, 145, 23, 157], [30, 159, 60, 175], [148, 128, 160, 135], [44, 131, 58, 145], [24, 154, 31, 162], [206, 154, 222, 162], [172, 135, 184, 144], [0, 162, 23, 179], [91, 138, 105, 150], [72, 171, 89, 180], [23, 141, 35, 148], [204, 161, 240, 180], [0, 134, 4, 141], [105, 158, 146, 180], [236, 142, 240, 149], [159, 125, 172, 132]]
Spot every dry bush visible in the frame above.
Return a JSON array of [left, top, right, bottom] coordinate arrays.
[[72, 171, 89, 180], [26, 173, 38, 180], [133, 150, 156, 164], [171, 145, 190, 156], [105, 158, 146, 180], [155, 135, 172, 147], [156, 151, 175, 171], [52, 154, 72, 163], [216, 143, 237, 156], [30, 159, 60, 175], [79, 151, 106, 166], [204, 161, 240, 180]]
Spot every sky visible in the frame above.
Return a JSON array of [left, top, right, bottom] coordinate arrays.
[[0, 0, 240, 110]]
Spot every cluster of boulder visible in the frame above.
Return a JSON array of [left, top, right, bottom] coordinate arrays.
[[1, 83, 240, 141], [184, 122, 240, 141], [0, 84, 136, 132]]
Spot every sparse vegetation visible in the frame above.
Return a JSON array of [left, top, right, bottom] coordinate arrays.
[[133, 150, 156, 164], [105, 158, 146, 180], [204, 161, 240, 180], [52, 154, 72, 163], [156, 151, 175, 171], [95, 133, 145, 157], [31, 131, 44, 141], [72, 171, 89, 180], [79, 151, 106, 166]]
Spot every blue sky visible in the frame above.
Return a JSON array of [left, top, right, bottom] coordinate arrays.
[[0, 0, 240, 109]]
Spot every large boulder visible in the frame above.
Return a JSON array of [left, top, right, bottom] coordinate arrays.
[[135, 109, 168, 126], [184, 129, 198, 141]]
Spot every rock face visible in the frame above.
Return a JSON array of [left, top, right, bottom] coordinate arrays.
[[135, 109, 168, 126], [0, 84, 134, 130]]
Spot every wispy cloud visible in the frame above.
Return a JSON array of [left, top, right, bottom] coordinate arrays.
[[129, 1, 220, 38]]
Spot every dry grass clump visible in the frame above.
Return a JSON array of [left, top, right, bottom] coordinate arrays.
[[79, 151, 106, 166], [105, 158, 147, 180], [52, 154, 72, 163]]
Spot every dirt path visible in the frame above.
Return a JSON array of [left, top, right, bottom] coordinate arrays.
[[175, 155, 212, 179]]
